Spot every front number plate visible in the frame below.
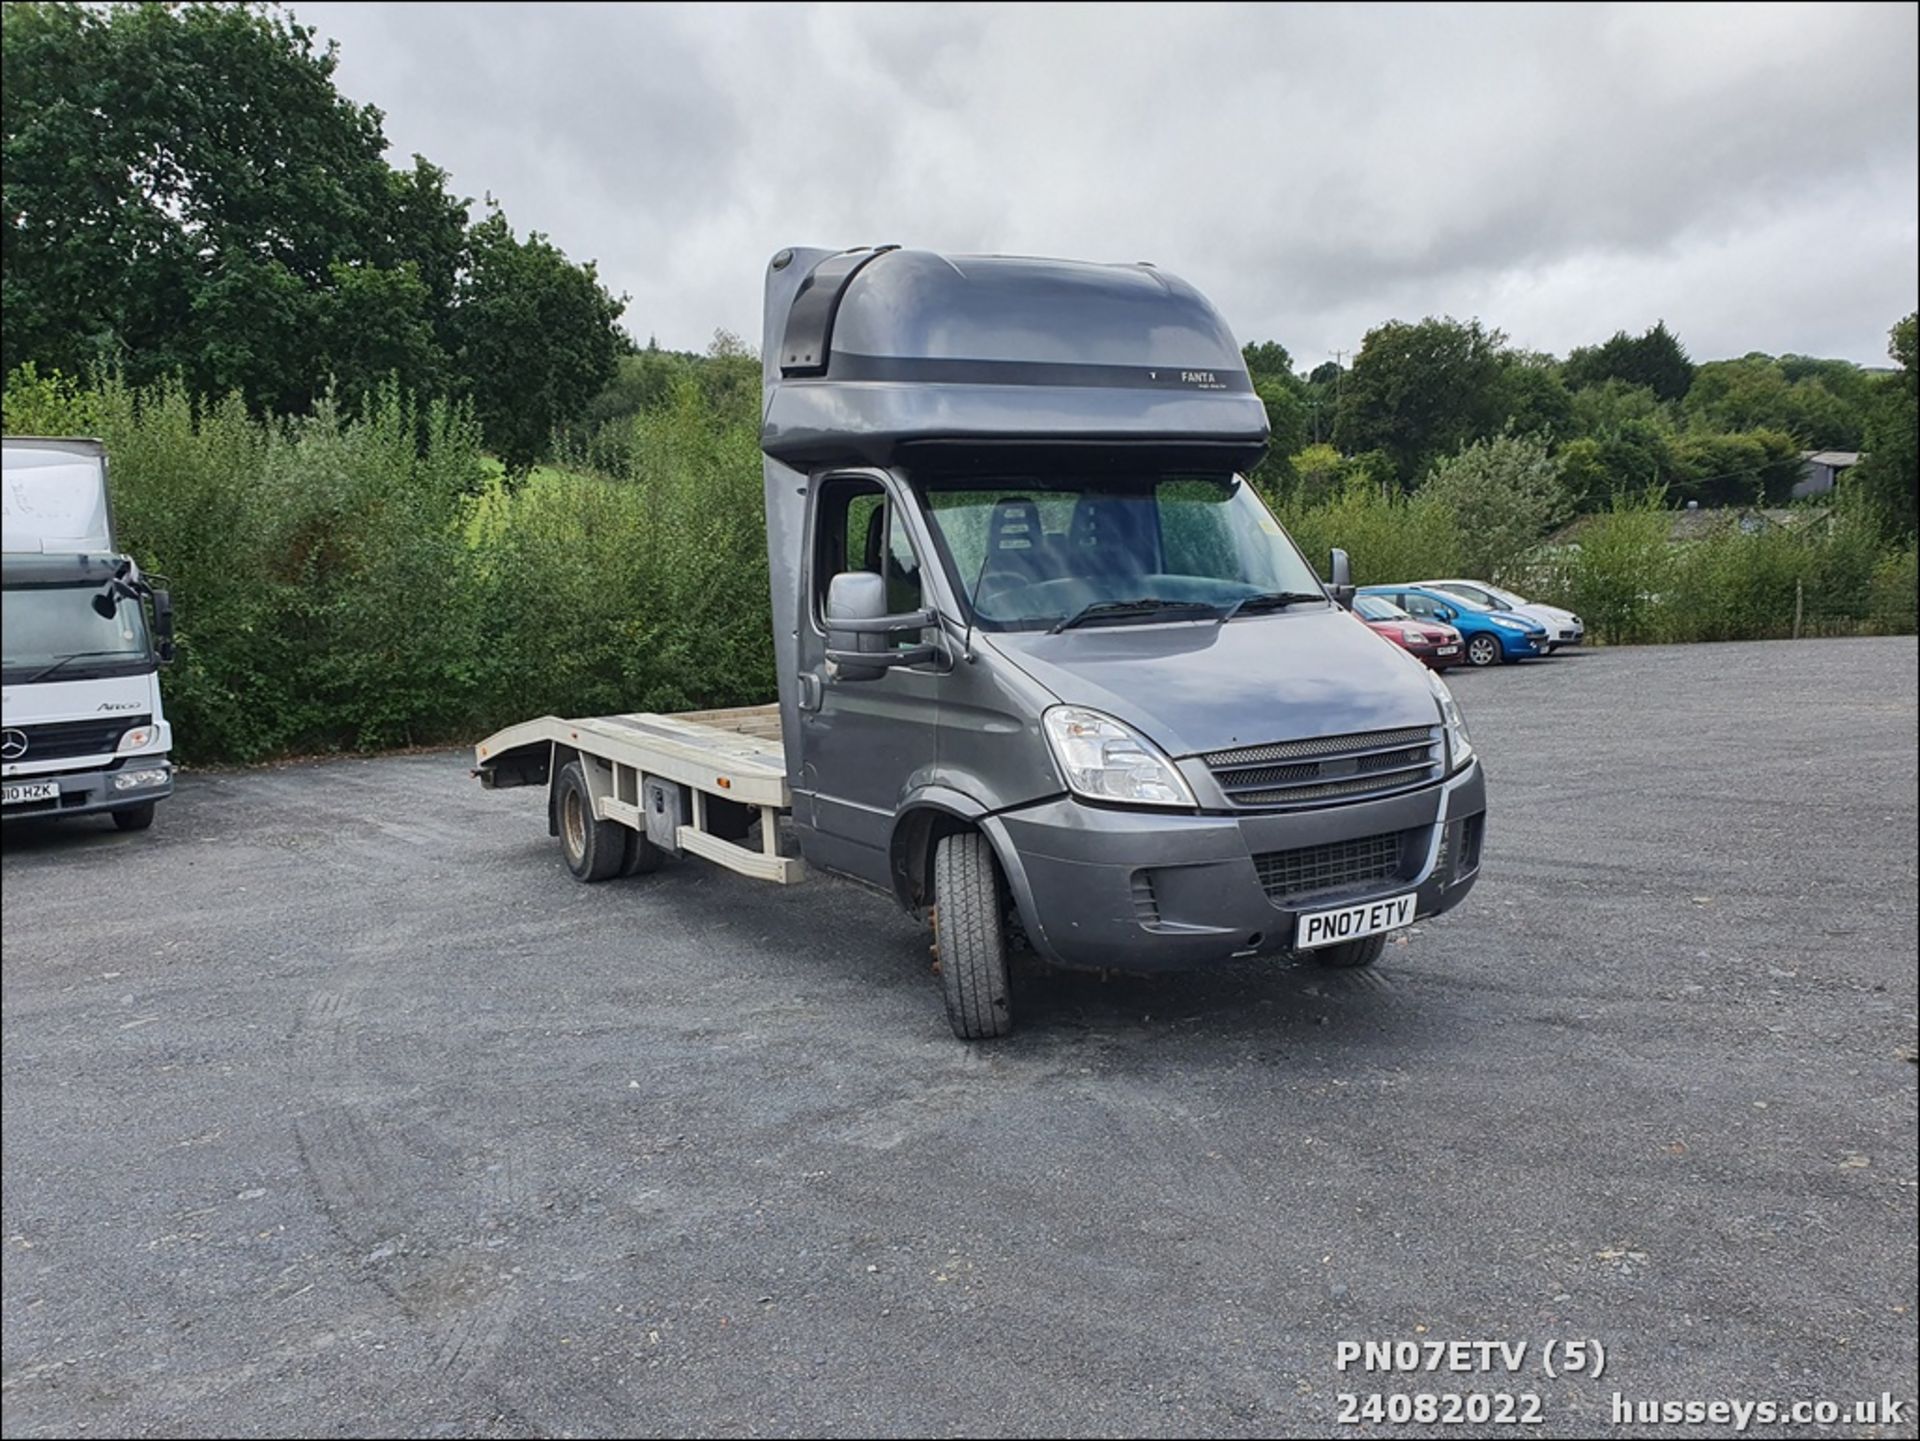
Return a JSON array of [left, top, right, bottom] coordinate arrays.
[[1295, 892, 1416, 950], [3, 781, 60, 806]]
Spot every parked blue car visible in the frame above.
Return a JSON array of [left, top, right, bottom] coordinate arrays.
[[1357, 585, 1548, 668]]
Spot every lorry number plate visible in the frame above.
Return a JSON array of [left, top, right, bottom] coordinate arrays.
[[2, 781, 60, 806], [1295, 892, 1415, 950]]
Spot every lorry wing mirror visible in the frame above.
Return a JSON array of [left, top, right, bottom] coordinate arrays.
[[92, 590, 119, 618], [824, 571, 939, 682], [1327, 548, 1356, 609], [152, 589, 176, 663]]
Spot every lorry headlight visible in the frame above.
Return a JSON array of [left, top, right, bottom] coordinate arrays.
[[113, 767, 169, 791], [1428, 672, 1473, 773], [117, 726, 156, 752], [1042, 706, 1197, 808]]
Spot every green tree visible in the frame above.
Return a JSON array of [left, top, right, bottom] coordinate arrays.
[[1684, 355, 1869, 451], [1242, 340, 1297, 381], [1666, 428, 1802, 507], [1, 1, 416, 409], [1563, 321, 1694, 402], [450, 209, 626, 475], [1495, 353, 1575, 443], [1418, 431, 1572, 582], [1570, 379, 1674, 437], [1333, 317, 1512, 487], [1849, 313, 1917, 542]]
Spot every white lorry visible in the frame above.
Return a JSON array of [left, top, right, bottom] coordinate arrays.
[[2, 437, 176, 831]]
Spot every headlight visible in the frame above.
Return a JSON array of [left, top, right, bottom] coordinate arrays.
[[1399, 626, 1427, 643], [1428, 671, 1473, 773], [117, 726, 156, 752], [1042, 706, 1197, 808], [1489, 614, 1526, 631], [113, 767, 169, 790]]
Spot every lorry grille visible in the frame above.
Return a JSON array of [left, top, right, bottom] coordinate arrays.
[[1202, 725, 1441, 809], [4, 714, 148, 762], [1254, 829, 1413, 903]]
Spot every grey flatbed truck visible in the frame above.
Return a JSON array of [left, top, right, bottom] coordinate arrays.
[[476, 245, 1487, 1039]]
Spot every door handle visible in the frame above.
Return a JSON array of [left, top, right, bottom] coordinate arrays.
[[798, 671, 824, 712]]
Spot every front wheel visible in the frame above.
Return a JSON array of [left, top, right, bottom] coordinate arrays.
[[933, 831, 1014, 1041], [1312, 934, 1387, 969], [112, 803, 156, 832], [1464, 633, 1501, 668]]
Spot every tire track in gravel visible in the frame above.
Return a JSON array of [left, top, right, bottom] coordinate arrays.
[[286, 885, 533, 1412]]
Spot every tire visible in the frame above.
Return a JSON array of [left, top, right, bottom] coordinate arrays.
[[1465, 632, 1501, 668], [933, 831, 1014, 1040], [111, 802, 156, 832], [555, 760, 623, 882], [620, 824, 664, 877], [1312, 933, 1387, 969]]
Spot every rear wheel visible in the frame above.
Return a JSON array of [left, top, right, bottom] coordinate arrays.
[[1465, 632, 1501, 668], [933, 831, 1014, 1041], [556, 760, 623, 882], [1312, 934, 1387, 969], [111, 803, 156, 832], [620, 825, 664, 877]]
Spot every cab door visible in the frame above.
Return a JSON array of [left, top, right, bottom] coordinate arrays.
[[794, 471, 942, 887]]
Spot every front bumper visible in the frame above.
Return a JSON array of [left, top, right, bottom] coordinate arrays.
[[0, 757, 174, 822], [985, 761, 1487, 971], [1497, 629, 1548, 659], [1406, 640, 1462, 669]]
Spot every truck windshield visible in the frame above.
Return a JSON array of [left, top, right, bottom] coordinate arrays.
[[1, 584, 152, 682], [917, 474, 1327, 632]]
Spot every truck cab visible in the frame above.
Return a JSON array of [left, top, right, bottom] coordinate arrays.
[[3, 438, 175, 831], [760, 248, 1486, 1030]]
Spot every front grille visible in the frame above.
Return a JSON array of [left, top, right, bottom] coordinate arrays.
[[5, 714, 147, 762], [1203, 725, 1442, 809], [1254, 829, 1412, 903]]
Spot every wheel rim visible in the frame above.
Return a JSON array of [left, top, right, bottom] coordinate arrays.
[[1470, 636, 1498, 666], [562, 787, 586, 862]]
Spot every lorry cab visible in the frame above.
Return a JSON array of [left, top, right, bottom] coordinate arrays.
[[2, 437, 175, 830], [760, 248, 1487, 1031]]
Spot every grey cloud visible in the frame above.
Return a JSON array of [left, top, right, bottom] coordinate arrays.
[[300, 1, 1918, 366]]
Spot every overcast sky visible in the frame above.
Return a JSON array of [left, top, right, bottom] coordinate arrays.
[[298, 1, 1918, 369]]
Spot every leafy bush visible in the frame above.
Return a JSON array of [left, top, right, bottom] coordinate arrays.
[[1867, 547, 1918, 635], [1274, 476, 1463, 586], [1537, 490, 1672, 644], [1417, 431, 1570, 583]]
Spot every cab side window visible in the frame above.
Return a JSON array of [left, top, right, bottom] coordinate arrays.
[[811, 476, 924, 644]]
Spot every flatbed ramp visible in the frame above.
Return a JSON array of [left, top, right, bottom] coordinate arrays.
[[475, 703, 801, 884]]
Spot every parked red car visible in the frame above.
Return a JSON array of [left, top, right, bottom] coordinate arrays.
[[1354, 593, 1463, 670]]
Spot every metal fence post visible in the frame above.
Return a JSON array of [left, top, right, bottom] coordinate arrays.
[[1793, 578, 1804, 640]]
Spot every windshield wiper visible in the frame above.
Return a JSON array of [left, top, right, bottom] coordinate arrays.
[[1219, 590, 1327, 622], [21, 650, 141, 684], [1049, 599, 1224, 634]]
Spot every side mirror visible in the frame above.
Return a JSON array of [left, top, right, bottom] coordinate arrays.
[[152, 589, 176, 664], [824, 571, 937, 682], [1327, 547, 1356, 608], [1434, 605, 1456, 622]]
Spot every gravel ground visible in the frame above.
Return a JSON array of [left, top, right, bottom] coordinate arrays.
[[3, 639, 1916, 1439]]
